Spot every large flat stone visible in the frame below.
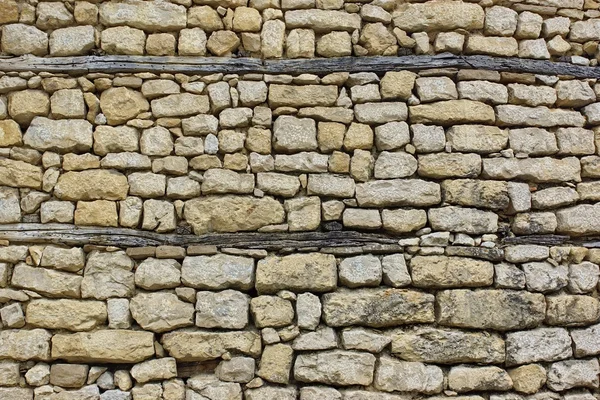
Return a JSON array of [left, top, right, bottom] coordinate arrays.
[[23, 117, 92, 153], [392, 2, 484, 32], [26, 299, 107, 331], [409, 100, 495, 125], [284, 10, 361, 32], [294, 350, 376, 386], [161, 331, 261, 361], [437, 289, 546, 331], [54, 169, 129, 201], [256, 253, 337, 294], [556, 204, 600, 235], [483, 157, 581, 183], [355, 179, 441, 207], [52, 330, 155, 363], [268, 84, 338, 108], [11, 263, 82, 298], [99, 0, 186, 32], [0, 329, 51, 361], [391, 327, 505, 364], [185, 196, 285, 234], [410, 256, 494, 288], [322, 288, 435, 328]]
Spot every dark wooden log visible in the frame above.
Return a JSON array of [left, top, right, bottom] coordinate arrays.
[[1, 54, 600, 78], [0, 224, 399, 250]]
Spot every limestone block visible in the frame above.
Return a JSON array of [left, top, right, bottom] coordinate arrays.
[[374, 356, 443, 394], [506, 328, 572, 366], [49, 26, 95, 56], [2, 24, 48, 56], [322, 288, 434, 327], [294, 350, 376, 386], [26, 299, 107, 331], [101, 26, 146, 55], [195, 290, 250, 329], [161, 330, 261, 361], [392, 327, 505, 364], [130, 292, 194, 333]]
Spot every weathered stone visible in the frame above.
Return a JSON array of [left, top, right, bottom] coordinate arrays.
[[447, 125, 508, 153], [418, 153, 481, 179], [557, 205, 600, 235], [523, 262, 568, 293], [130, 358, 177, 384], [185, 196, 285, 234], [50, 26, 95, 56], [269, 85, 337, 108], [81, 251, 134, 300], [101, 26, 146, 55], [0, 159, 40, 190], [11, 263, 81, 298], [285, 10, 361, 32], [338, 255, 382, 288], [496, 105, 586, 127], [2, 24, 48, 56], [381, 209, 427, 234], [26, 299, 107, 331], [448, 366, 513, 392], [51, 330, 155, 363], [506, 328, 572, 366], [392, 2, 484, 32], [436, 289, 546, 331], [216, 357, 255, 383], [531, 187, 579, 209], [356, 179, 441, 207], [571, 323, 600, 357], [547, 359, 600, 391], [295, 350, 375, 386], [252, 252, 337, 294], [135, 258, 180, 290], [410, 100, 495, 125], [99, 0, 186, 32], [181, 254, 254, 290], [261, 20, 285, 58], [196, 290, 250, 329], [442, 179, 508, 210], [0, 187, 20, 223], [322, 288, 434, 327], [354, 102, 407, 124], [374, 356, 443, 394], [161, 331, 261, 361], [50, 364, 89, 388], [410, 256, 493, 288], [100, 87, 149, 125], [0, 329, 51, 361], [0, 119, 21, 147], [8, 90, 50, 126], [273, 116, 317, 153], [466, 36, 518, 56], [151, 94, 209, 118], [508, 364, 546, 395], [483, 157, 581, 183], [202, 169, 254, 195], [296, 293, 321, 331], [256, 344, 293, 384], [392, 327, 505, 364], [374, 152, 417, 179], [428, 207, 497, 234], [275, 152, 328, 173], [130, 292, 194, 332], [546, 295, 600, 327]]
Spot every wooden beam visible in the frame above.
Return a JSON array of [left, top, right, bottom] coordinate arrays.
[[2, 224, 600, 250], [1, 54, 600, 78], [0, 224, 399, 250]]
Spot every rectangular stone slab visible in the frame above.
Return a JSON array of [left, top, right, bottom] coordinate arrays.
[[51, 330, 155, 363]]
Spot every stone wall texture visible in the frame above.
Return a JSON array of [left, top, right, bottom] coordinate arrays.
[[0, 0, 598, 62], [2, 0, 600, 399]]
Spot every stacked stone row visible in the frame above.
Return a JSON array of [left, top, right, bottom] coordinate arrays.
[[1, 68, 600, 236], [3, 0, 600, 63], [1, 241, 600, 399]]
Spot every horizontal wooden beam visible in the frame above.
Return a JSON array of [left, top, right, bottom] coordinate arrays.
[[1, 224, 600, 250], [2, 54, 600, 78], [0, 224, 399, 250]]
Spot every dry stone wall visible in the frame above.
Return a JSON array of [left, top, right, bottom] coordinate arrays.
[[1, 0, 600, 62], [1, 66, 600, 399], [2, 0, 600, 399]]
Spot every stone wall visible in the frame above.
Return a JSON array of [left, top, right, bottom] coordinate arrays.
[[1, 65, 600, 399], [1, 0, 600, 62], [2, 0, 600, 399]]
